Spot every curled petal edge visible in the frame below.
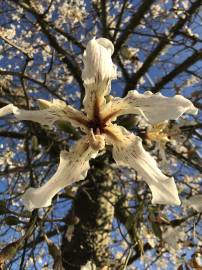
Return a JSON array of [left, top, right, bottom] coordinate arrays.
[[101, 91, 198, 124]]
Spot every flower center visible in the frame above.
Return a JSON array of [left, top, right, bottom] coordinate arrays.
[[88, 119, 106, 134]]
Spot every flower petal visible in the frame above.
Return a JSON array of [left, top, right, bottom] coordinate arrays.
[[82, 38, 117, 119], [105, 124, 180, 205], [101, 90, 198, 124], [0, 99, 89, 131], [0, 104, 14, 116], [82, 38, 116, 85], [21, 136, 102, 211]]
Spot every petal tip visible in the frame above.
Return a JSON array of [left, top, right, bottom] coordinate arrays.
[[0, 104, 14, 117], [188, 105, 198, 116], [151, 192, 181, 206], [21, 187, 52, 211], [96, 37, 114, 55], [82, 37, 116, 86], [37, 99, 51, 109]]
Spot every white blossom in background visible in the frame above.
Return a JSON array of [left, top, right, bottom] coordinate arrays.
[[146, 122, 170, 168], [183, 194, 202, 212], [57, 1, 87, 26], [140, 224, 158, 248], [146, 121, 179, 170], [121, 46, 139, 58], [0, 150, 14, 167], [0, 75, 12, 92], [81, 261, 96, 270], [147, 122, 170, 144], [0, 27, 16, 39], [162, 225, 186, 249], [0, 26, 34, 58], [0, 37, 198, 211]]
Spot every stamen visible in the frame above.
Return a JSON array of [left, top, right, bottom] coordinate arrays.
[[96, 128, 100, 135], [90, 128, 96, 142], [89, 128, 105, 151]]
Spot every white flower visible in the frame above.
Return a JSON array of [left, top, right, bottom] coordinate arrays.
[[0, 38, 198, 210]]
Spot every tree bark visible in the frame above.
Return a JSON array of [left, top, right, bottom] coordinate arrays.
[[61, 157, 117, 269]]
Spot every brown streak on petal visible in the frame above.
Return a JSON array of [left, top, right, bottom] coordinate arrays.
[[93, 95, 101, 121], [104, 128, 122, 142], [102, 109, 122, 124], [69, 116, 90, 128], [81, 142, 90, 153]]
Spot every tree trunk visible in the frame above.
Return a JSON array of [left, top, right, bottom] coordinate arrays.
[[61, 158, 117, 269]]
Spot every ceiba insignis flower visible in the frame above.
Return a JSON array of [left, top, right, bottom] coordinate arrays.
[[0, 38, 198, 211]]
